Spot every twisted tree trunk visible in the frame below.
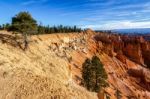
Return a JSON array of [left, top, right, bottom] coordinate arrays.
[[23, 33, 28, 51]]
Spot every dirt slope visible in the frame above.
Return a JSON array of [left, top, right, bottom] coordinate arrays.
[[0, 31, 97, 99]]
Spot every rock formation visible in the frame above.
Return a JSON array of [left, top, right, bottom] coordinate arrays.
[[94, 32, 150, 67]]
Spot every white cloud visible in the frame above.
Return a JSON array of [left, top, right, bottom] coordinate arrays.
[[82, 21, 150, 30]]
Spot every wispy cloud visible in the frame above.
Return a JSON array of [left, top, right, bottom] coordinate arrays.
[[75, 1, 150, 29], [82, 21, 150, 30], [22, 0, 48, 5]]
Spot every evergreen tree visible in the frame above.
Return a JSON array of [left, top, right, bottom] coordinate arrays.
[[38, 25, 45, 34], [11, 11, 38, 50], [82, 56, 108, 92], [37, 23, 45, 34]]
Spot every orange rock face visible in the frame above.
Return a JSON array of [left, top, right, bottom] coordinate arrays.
[[70, 30, 150, 98], [93, 32, 150, 98], [94, 33, 150, 67], [128, 68, 150, 91]]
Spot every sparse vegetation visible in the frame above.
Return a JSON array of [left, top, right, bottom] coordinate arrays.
[[37, 24, 82, 34], [81, 56, 108, 92]]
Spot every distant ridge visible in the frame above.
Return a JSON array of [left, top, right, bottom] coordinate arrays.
[[111, 28, 150, 34]]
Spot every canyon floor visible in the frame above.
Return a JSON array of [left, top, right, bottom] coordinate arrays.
[[0, 30, 150, 99]]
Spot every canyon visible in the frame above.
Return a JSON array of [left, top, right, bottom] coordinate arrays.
[[0, 30, 150, 99]]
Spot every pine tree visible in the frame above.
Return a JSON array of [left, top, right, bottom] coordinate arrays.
[[11, 11, 38, 50], [82, 56, 108, 92]]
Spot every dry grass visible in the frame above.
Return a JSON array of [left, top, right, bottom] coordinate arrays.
[[0, 31, 97, 99]]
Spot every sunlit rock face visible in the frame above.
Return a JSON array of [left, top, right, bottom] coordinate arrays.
[[128, 68, 150, 91], [94, 33, 150, 67], [92, 32, 150, 98]]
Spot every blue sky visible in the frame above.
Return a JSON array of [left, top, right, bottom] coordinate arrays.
[[1, 0, 150, 30]]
